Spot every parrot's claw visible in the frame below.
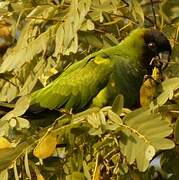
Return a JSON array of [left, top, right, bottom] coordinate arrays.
[[143, 74, 152, 82]]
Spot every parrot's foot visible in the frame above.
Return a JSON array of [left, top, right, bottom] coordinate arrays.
[[143, 74, 152, 82]]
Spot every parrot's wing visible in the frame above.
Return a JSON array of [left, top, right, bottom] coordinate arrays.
[[31, 56, 113, 110]]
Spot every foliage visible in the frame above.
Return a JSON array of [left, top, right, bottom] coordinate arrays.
[[0, 0, 178, 179]]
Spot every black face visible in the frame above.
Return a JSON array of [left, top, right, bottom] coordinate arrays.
[[143, 29, 172, 72]]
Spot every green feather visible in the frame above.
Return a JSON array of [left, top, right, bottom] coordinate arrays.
[[31, 56, 113, 110]]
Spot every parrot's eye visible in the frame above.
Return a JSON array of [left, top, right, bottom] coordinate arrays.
[[148, 42, 156, 49]]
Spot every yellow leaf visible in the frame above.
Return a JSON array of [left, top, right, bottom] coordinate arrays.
[[0, 137, 12, 149], [37, 174, 45, 180], [33, 132, 57, 159]]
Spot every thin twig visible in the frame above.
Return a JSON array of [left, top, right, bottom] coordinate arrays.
[[26, 16, 60, 22], [150, 0, 157, 28], [121, 0, 129, 7], [145, 15, 155, 26], [141, 0, 161, 7]]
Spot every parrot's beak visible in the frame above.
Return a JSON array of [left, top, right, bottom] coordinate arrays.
[[150, 51, 171, 70], [158, 51, 171, 70]]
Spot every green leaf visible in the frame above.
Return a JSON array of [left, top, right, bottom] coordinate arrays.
[[88, 127, 102, 136], [13, 95, 31, 116], [24, 150, 31, 179], [1, 95, 30, 121], [87, 113, 101, 129], [162, 77, 179, 91], [107, 109, 123, 126], [151, 139, 174, 150], [151, 78, 179, 108], [175, 117, 179, 144], [13, 162, 19, 180], [9, 118, 17, 128], [54, 0, 92, 56], [112, 95, 124, 115], [0, 121, 10, 137], [120, 108, 174, 172], [66, 172, 85, 180], [82, 161, 91, 180], [16, 117, 30, 130], [145, 145, 155, 161], [0, 140, 33, 171], [87, 19, 95, 30]]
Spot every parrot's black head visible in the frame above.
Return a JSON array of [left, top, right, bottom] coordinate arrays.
[[143, 28, 172, 72]]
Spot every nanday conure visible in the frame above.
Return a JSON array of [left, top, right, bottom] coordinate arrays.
[[31, 28, 172, 110]]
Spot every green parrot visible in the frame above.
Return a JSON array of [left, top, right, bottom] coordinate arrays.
[[31, 28, 171, 111]]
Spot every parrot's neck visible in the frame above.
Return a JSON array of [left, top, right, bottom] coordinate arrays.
[[118, 35, 145, 61]]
